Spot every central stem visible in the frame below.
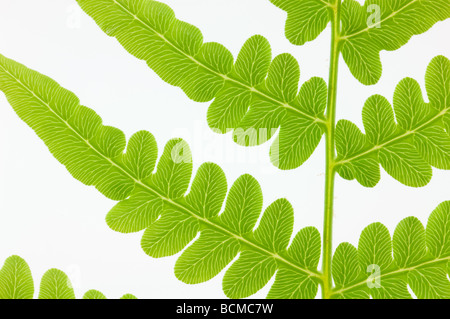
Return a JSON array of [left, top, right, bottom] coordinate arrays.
[[322, 0, 341, 299]]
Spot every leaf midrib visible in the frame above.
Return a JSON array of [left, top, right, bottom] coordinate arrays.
[[335, 106, 450, 166], [340, 0, 420, 40], [330, 255, 450, 297], [0, 62, 320, 280], [109, 0, 325, 124], [315, 0, 334, 9]]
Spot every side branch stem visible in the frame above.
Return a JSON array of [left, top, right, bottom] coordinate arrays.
[[322, 0, 341, 299]]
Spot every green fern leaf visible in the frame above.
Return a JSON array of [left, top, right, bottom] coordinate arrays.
[[83, 289, 107, 299], [0, 255, 34, 299], [0, 256, 135, 299], [38, 269, 76, 299], [267, 227, 321, 298], [269, 0, 334, 46], [336, 55, 450, 187], [75, 0, 328, 170], [331, 201, 450, 299], [270, 0, 449, 85], [340, 0, 450, 85], [83, 290, 136, 299], [0, 54, 323, 299]]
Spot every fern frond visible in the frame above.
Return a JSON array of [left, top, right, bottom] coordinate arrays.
[[340, 0, 450, 85], [0, 255, 34, 299], [0, 255, 136, 299], [331, 201, 450, 299], [270, 0, 449, 85], [335, 55, 450, 187], [0, 54, 323, 299], [75, 0, 328, 170]]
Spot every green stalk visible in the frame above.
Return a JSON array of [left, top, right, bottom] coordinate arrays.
[[322, 0, 342, 299]]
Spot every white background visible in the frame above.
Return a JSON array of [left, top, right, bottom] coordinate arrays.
[[0, 0, 449, 299]]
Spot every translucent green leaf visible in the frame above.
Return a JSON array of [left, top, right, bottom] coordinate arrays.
[[271, 0, 449, 85], [222, 199, 294, 299], [0, 255, 135, 299], [84, 290, 138, 299], [336, 56, 450, 187], [426, 201, 450, 258], [393, 78, 435, 131], [335, 120, 367, 159], [270, 77, 327, 170], [332, 243, 362, 288], [0, 54, 322, 299], [0, 56, 134, 200], [331, 201, 450, 299], [352, 158, 380, 187], [38, 269, 76, 299], [287, 227, 321, 270], [357, 222, 393, 270], [185, 163, 227, 219], [341, 0, 450, 85], [369, 278, 412, 299], [266, 227, 321, 299], [83, 289, 107, 299], [76, 0, 328, 170], [426, 52, 450, 111], [267, 269, 318, 299], [219, 174, 263, 235], [233, 36, 271, 86], [223, 250, 277, 299], [362, 95, 397, 145], [332, 289, 370, 299], [106, 187, 163, 233], [265, 53, 301, 102], [0, 256, 34, 299], [445, 114, 450, 137], [269, 113, 323, 170], [336, 163, 355, 181], [208, 84, 253, 133], [393, 217, 427, 268], [151, 139, 193, 199], [414, 126, 450, 170], [378, 142, 432, 187], [82, 291, 138, 299], [253, 199, 294, 253], [269, 0, 333, 46], [123, 130, 158, 181], [408, 266, 450, 299], [175, 229, 240, 284], [141, 208, 199, 258]]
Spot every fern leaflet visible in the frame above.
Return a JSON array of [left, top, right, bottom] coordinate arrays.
[[335, 56, 450, 187], [75, 0, 328, 170], [269, 0, 334, 46], [331, 201, 450, 299], [340, 0, 450, 85], [270, 0, 450, 85], [0, 54, 323, 299], [0, 255, 136, 299]]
